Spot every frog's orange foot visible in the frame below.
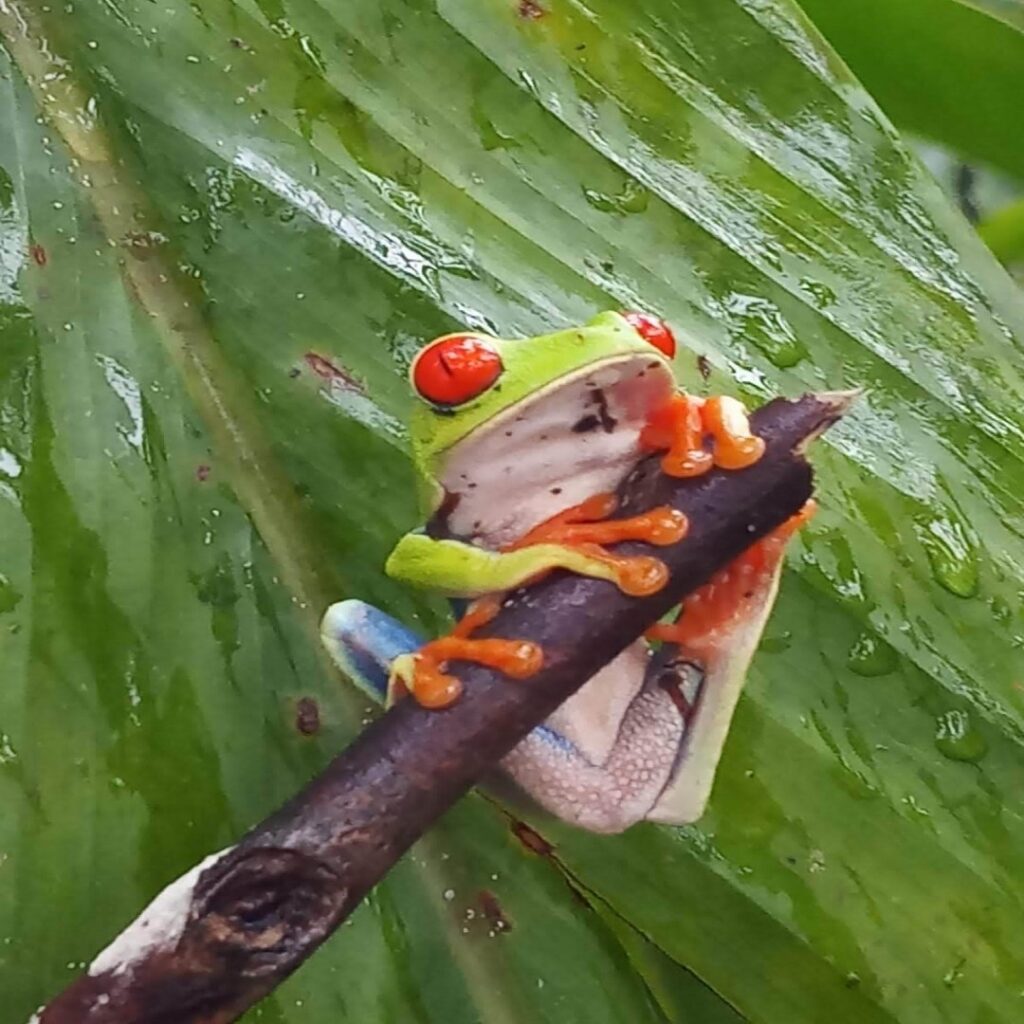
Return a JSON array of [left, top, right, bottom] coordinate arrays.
[[404, 637, 544, 709], [396, 596, 544, 710], [511, 493, 689, 598], [647, 500, 816, 647], [641, 393, 765, 478]]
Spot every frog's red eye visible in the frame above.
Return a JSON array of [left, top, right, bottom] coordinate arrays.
[[622, 311, 677, 358], [412, 334, 503, 406]]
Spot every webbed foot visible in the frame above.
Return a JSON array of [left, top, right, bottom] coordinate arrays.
[[390, 596, 543, 710], [509, 492, 688, 597], [641, 392, 765, 477]]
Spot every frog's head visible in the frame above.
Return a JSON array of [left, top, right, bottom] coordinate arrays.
[[406, 311, 682, 523]]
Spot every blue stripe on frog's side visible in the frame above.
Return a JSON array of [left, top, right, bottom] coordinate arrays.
[[319, 598, 573, 754]]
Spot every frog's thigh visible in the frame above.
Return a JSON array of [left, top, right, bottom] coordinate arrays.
[[320, 599, 423, 702], [500, 642, 687, 834]]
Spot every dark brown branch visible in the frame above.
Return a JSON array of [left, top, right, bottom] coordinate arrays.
[[35, 392, 853, 1024]]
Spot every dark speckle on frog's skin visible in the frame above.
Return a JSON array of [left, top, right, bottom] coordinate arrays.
[[572, 414, 601, 433], [588, 388, 617, 432]]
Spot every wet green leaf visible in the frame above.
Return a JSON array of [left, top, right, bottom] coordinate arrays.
[[800, 0, 1024, 177], [979, 196, 1024, 263], [1, 1, 1023, 1022]]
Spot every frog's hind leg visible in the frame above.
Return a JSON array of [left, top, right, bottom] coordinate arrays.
[[644, 501, 814, 824], [503, 502, 814, 834], [499, 641, 702, 834], [320, 599, 424, 703]]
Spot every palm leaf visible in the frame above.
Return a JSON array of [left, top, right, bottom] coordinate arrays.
[[1, 1, 1022, 1021]]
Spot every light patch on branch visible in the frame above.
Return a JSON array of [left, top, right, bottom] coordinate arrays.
[[89, 847, 234, 977]]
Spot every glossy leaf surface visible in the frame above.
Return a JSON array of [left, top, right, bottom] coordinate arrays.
[[1, 1, 1023, 1022], [800, 0, 1024, 177]]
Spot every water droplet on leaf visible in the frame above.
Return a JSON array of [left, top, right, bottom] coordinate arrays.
[[935, 709, 987, 763], [847, 631, 898, 676], [760, 629, 792, 653], [799, 278, 837, 308], [724, 293, 807, 368], [582, 178, 649, 215], [916, 513, 979, 598]]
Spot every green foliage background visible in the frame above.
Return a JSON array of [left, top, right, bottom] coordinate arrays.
[[1, 0, 1023, 1021]]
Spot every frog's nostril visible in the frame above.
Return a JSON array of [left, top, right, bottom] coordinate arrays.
[[412, 334, 503, 406], [622, 311, 677, 358]]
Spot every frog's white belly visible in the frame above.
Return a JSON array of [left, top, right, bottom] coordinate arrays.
[[440, 354, 673, 548]]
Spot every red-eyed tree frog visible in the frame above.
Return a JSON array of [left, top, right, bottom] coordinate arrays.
[[321, 311, 810, 833]]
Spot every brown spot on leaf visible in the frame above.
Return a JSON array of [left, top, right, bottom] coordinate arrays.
[[295, 697, 321, 735], [511, 820, 553, 857], [30, 243, 47, 267], [697, 354, 712, 382], [196, 464, 211, 482], [303, 352, 365, 393], [477, 890, 512, 934], [518, 0, 545, 18]]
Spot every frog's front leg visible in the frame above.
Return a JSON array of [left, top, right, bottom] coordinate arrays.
[[384, 496, 689, 709], [642, 392, 765, 477]]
